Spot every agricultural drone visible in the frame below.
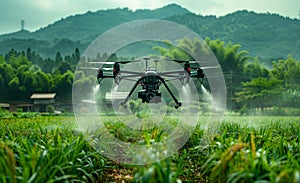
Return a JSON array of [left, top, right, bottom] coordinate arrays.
[[82, 57, 217, 109]]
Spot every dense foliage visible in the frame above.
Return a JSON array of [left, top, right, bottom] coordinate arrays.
[[153, 38, 300, 113], [0, 115, 299, 182], [1, 36, 300, 113], [0, 48, 79, 102]]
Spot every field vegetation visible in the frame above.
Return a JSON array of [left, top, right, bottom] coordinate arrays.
[[0, 113, 299, 182]]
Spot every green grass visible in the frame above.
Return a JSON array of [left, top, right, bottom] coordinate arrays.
[[0, 115, 299, 182]]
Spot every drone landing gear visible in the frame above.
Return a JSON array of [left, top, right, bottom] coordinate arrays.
[[120, 77, 141, 108], [120, 76, 182, 109], [160, 78, 182, 109], [175, 102, 182, 109]]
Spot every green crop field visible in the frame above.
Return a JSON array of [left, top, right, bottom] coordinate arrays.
[[0, 114, 299, 183]]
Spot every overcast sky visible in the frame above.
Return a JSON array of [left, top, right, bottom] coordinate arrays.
[[0, 0, 299, 34]]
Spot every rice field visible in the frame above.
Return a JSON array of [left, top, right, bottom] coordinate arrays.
[[0, 114, 299, 182]]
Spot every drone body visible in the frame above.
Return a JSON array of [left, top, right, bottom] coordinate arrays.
[[138, 71, 162, 103], [87, 57, 211, 109]]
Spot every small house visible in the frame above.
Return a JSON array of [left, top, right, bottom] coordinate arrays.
[[0, 102, 33, 112], [0, 103, 10, 111], [30, 93, 56, 112]]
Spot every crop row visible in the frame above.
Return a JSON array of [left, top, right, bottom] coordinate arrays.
[[0, 116, 299, 182]]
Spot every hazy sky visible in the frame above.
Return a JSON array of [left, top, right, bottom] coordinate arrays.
[[0, 0, 299, 34]]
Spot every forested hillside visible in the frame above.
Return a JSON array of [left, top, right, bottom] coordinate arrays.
[[168, 10, 300, 59], [0, 4, 299, 59], [1, 37, 300, 114]]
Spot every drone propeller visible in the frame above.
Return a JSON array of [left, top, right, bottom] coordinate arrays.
[[79, 67, 98, 70], [164, 57, 212, 64], [164, 57, 187, 63], [79, 67, 113, 71], [200, 66, 220, 69], [190, 65, 220, 70], [89, 59, 143, 65], [164, 58, 220, 69]]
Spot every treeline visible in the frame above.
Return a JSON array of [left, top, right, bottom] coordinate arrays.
[[0, 48, 80, 101], [236, 56, 300, 114], [1, 37, 300, 115], [154, 38, 300, 115], [0, 48, 130, 103]]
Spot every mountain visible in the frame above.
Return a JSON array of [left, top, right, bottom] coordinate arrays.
[[0, 4, 189, 42], [167, 10, 300, 59], [0, 4, 190, 57], [0, 4, 300, 59]]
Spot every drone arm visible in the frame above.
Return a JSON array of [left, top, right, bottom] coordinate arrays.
[[121, 70, 143, 75], [122, 74, 144, 78], [158, 76, 182, 109], [120, 77, 144, 107], [159, 70, 185, 76]]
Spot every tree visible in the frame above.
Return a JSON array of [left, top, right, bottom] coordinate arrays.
[[55, 70, 74, 100], [55, 52, 63, 63], [281, 88, 300, 108], [0, 56, 5, 64], [6, 77, 21, 99], [26, 47, 32, 61], [17, 65, 30, 86], [270, 56, 300, 87], [243, 58, 269, 79], [205, 38, 250, 74], [0, 63, 15, 87], [153, 39, 192, 60], [58, 61, 72, 74], [5, 49, 18, 62], [42, 58, 56, 73], [73, 48, 81, 64], [23, 70, 35, 96], [0, 75, 5, 93], [235, 77, 283, 110], [32, 71, 52, 92]]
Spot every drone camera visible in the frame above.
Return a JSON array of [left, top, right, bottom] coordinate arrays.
[[138, 90, 161, 103], [138, 75, 162, 103]]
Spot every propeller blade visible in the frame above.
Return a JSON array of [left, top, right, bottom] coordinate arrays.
[[89, 62, 114, 65], [118, 59, 143, 63], [164, 57, 210, 64], [79, 67, 99, 70], [89, 59, 142, 65], [79, 67, 114, 71], [200, 66, 220, 69], [189, 66, 219, 71], [164, 57, 187, 63]]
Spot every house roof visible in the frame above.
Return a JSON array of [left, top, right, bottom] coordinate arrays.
[[30, 93, 56, 99]]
